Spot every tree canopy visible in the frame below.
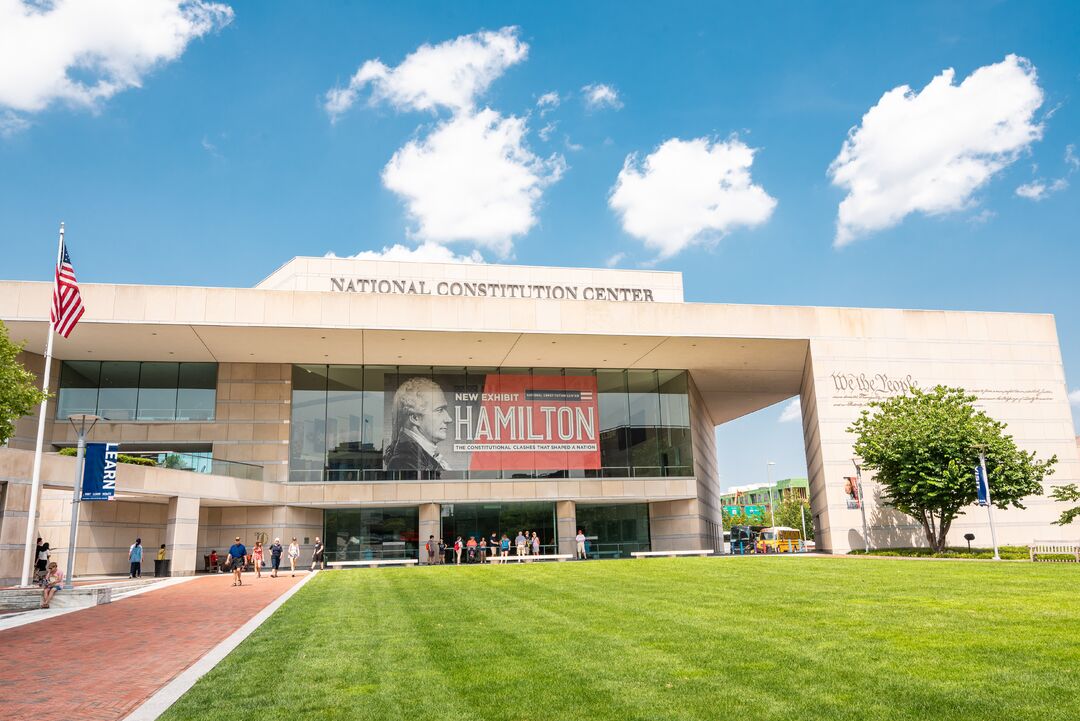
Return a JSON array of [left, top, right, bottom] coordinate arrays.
[[1050, 484, 1080, 526], [0, 320, 48, 446], [849, 385, 1055, 552]]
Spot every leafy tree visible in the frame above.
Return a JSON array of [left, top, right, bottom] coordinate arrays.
[[0, 320, 48, 446], [849, 385, 1056, 552], [1050, 484, 1080, 526], [774, 496, 814, 539]]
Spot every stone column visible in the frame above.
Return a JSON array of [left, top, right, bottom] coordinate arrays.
[[419, 502, 440, 564], [165, 496, 201, 576], [556, 500, 577, 556], [648, 499, 701, 551]]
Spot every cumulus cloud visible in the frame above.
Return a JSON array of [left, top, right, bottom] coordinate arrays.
[[1067, 144, 1079, 172], [582, 83, 622, 111], [324, 26, 527, 120], [538, 121, 556, 142], [829, 54, 1044, 247], [609, 136, 777, 258], [604, 252, 625, 267], [778, 398, 801, 423], [382, 108, 565, 257], [0, 0, 232, 126], [1016, 178, 1068, 200], [326, 243, 484, 264]]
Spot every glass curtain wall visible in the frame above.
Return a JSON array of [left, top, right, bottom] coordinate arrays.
[[289, 365, 694, 482], [440, 502, 557, 560], [56, 361, 217, 421], [576, 503, 651, 558], [324, 507, 419, 561]]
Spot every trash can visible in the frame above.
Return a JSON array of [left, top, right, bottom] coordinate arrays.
[[154, 559, 171, 577]]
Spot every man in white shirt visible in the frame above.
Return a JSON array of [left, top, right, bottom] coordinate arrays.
[[575, 530, 587, 559]]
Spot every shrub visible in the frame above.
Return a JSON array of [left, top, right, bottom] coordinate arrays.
[[57, 447, 158, 466]]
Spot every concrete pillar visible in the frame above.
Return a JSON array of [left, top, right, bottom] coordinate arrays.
[[556, 500, 577, 556], [648, 499, 701, 551], [165, 496, 201, 576], [419, 502, 440, 564]]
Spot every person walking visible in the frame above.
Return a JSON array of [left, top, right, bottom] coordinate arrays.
[[288, 537, 300, 576], [269, 538, 283, 578], [575, 529, 587, 560], [453, 536, 463, 565], [310, 536, 325, 571], [128, 538, 143, 578], [228, 536, 247, 586], [40, 561, 64, 608], [34, 538, 50, 584], [251, 540, 265, 579]]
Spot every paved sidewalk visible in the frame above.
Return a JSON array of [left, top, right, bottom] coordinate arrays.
[[0, 572, 306, 721]]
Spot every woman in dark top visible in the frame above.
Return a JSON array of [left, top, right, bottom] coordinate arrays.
[[311, 537, 325, 571], [269, 538, 283, 577]]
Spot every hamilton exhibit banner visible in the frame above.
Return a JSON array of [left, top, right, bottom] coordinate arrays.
[[383, 373, 601, 472]]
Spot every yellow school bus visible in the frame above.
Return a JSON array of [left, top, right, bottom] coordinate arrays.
[[755, 527, 801, 553]]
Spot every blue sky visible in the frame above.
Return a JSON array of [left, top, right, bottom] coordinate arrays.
[[1, 1, 1078, 489]]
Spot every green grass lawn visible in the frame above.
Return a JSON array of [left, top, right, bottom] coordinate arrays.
[[161, 557, 1080, 721]]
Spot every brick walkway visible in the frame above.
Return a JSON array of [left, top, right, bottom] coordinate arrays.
[[0, 572, 305, 721]]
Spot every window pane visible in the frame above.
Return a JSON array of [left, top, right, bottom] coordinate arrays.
[[289, 365, 327, 482], [360, 366, 392, 479], [658, 370, 693, 475], [177, 363, 217, 421], [627, 370, 660, 476], [596, 369, 629, 475], [326, 365, 365, 480], [98, 362, 139, 421], [137, 362, 179, 420], [325, 507, 419, 561], [56, 361, 100, 419], [576, 503, 651, 557]]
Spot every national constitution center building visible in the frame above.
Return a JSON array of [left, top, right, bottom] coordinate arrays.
[[1, 257, 1077, 581]]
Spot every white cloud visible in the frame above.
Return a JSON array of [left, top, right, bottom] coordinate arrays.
[[537, 91, 559, 115], [1016, 178, 1067, 200], [609, 136, 777, 258], [778, 398, 801, 423], [829, 54, 1044, 247], [326, 243, 484, 264], [0, 0, 232, 121], [1066, 144, 1080, 172], [538, 121, 556, 142], [325, 26, 527, 120], [0, 109, 30, 137], [564, 136, 583, 152], [382, 108, 565, 257], [604, 252, 625, 267], [582, 83, 622, 111], [1069, 389, 1080, 406]]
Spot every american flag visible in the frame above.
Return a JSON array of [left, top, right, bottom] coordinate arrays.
[[51, 240, 85, 338]]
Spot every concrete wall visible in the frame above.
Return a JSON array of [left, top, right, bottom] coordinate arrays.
[[803, 315, 1080, 552]]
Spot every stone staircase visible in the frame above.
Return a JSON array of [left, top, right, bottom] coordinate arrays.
[[0, 577, 163, 613]]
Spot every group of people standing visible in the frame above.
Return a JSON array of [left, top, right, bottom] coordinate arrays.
[[424, 530, 590, 564], [216, 536, 323, 587]]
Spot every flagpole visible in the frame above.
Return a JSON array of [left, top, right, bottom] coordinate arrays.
[[19, 222, 64, 587]]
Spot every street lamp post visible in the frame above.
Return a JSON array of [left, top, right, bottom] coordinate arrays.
[[766, 461, 776, 527], [852, 458, 871, 552], [64, 414, 100, 589]]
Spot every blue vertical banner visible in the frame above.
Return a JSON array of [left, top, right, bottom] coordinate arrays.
[[975, 465, 989, 507], [81, 442, 119, 501]]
